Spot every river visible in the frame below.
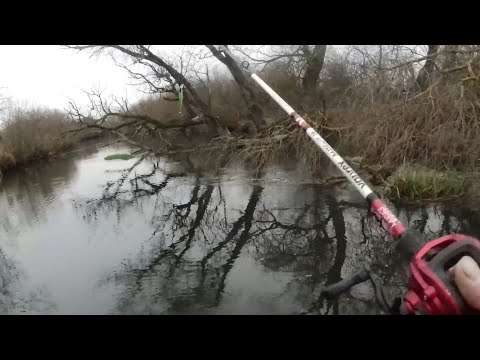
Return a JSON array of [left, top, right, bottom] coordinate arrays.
[[1, 142, 479, 315]]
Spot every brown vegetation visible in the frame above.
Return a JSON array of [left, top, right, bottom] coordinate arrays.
[[0, 106, 91, 173], [147, 47, 480, 175]]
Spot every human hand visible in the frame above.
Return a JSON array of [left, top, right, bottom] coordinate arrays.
[[449, 256, 480, 311]]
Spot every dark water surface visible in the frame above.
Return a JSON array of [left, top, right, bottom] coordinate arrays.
[[1, 143, 480, 314]]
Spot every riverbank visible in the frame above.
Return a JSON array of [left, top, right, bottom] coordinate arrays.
[[0, 133, 105, 182], [0, 105, 111, 182], [157, 118, 477, 204], [1, 114, 477, 205], [98, 140, 476, 206]]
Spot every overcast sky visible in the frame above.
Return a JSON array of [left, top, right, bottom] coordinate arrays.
[[0, 45, 183, 112]]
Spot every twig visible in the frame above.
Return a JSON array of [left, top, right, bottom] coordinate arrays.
[[382, 47, 480, 71]]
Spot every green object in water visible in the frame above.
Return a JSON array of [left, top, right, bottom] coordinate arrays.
[[104, 153, 136, 161]]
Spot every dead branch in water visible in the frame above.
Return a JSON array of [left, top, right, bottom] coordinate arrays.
[[152, 134, 290, 157]]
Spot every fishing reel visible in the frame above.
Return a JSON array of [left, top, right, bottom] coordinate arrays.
[[320, 234, 480, 315], [400, 234, 480, 315]]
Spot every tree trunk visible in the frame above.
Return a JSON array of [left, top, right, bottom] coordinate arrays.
[[443, 45, 459, 69], [302, 45, 327, 91], [324, 196, 347, 315], [205, 45, 266, 133], [441, 45, 460, 85], [415, 45, 439, 91]]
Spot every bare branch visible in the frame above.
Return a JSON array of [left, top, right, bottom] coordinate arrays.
[[382, 47, 480, 71]]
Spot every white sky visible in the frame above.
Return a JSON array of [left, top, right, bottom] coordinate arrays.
[[0, 45, 182, 111]]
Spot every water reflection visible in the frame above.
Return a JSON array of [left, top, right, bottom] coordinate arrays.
[[76, 154, 480, 315], [0, 144, 99, 234], [2, 143, 480, 314], [0, 246, 56, 314]]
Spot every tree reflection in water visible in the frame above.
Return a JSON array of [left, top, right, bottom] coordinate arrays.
[[0, 247, 56, 314], [77, 156, 480, 315]]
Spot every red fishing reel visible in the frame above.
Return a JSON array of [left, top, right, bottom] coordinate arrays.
[[401, 234, 480, 315]]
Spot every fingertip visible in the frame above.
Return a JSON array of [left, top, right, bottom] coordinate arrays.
[[457, 256, 480, 280], [451, 256, 480, 311]]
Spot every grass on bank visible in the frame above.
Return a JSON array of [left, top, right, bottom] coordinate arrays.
[[384, 164, 467, 202]]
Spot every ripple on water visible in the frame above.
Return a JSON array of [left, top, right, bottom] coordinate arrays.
[[1, 143, 479, 314]]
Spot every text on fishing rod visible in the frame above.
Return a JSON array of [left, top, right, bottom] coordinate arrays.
[[308, 130, 367, 189]]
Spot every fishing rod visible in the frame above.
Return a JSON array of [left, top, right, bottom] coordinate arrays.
[[218, 45, 480, 315]]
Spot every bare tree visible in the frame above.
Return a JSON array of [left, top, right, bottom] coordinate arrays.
[[0, 87, 11, 124], [415, 45, 439, 91], [205, 45, 266, 131], [65, 89, 212, 154], [66, 46, 231, 138], [443, 45, 460, 70], [302, 45, 327, 91], [234, 45, 327, 91]]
